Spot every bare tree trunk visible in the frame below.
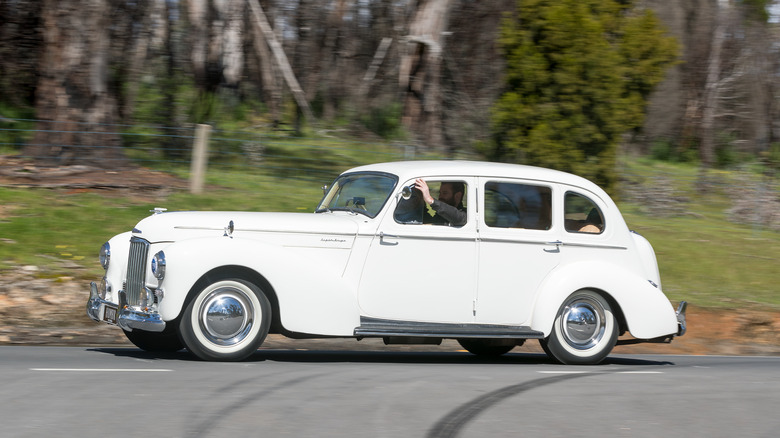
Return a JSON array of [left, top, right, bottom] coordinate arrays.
[[400, 0, 453, 151], [700, 0, 729, 169], [247, 0, 314, 122], [0, 0, 43, 107], [187, 0, 222, 123], [121, 0, 154, 122], [26, 0, 126, 167], [249, 3, 281, 126], [361, 37, 393, 96]]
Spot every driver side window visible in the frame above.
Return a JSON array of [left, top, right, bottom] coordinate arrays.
[[394, 180, 468, 226]]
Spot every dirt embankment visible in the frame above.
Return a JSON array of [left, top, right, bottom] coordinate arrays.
[[2, 268, 779, 356]]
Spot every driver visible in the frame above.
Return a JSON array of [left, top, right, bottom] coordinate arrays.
[[414, 178, 466, 226]]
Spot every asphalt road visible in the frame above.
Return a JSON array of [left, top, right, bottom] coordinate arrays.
[[1, 346, 779, 437]]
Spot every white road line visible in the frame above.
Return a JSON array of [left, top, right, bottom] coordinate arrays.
[[30, 368, 173, 372], [538, 370, 664, 375]]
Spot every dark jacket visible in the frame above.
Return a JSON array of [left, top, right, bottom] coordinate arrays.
[[429, 199, 467, 226]]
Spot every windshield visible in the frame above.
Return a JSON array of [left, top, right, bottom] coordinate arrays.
[[316, 172, 397, 218]]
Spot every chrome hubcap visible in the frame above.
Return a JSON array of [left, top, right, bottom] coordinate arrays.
[[199, 287, 254, 346], [562, 298, 605, 350]]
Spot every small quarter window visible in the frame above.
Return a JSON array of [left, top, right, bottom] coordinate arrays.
[[564, 192, 604, 234], [484, 182, 552, 230]]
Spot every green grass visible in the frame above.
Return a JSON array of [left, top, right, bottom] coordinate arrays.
[[617, 159, 780, 309], [0, 170, 326, 279], [623, 209, 780, 309], [1, 155, 778, 310]]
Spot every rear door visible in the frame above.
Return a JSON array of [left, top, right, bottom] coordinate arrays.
[[476, 178, 561, 324]]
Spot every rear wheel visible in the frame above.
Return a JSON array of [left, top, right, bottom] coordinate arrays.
[[457, 338, 521, 356], [179, 278, 271, 361], [540, 290, 618, 365]]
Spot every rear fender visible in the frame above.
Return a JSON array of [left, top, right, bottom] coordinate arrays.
[[530, 261, 678, 339]]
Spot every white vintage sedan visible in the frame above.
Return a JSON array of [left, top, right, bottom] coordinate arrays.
[[87, 161, 686, 364]]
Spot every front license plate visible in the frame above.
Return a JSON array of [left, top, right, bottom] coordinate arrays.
[[103, 305, 118, 325]]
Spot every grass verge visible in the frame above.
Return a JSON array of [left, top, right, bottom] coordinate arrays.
[[1, 156, 778, 309]]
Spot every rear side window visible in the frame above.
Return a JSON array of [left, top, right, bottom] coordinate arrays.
[[484, 181, 552, 230], [564, 192, 604, 234]]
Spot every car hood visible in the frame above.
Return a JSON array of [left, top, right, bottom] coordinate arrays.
[[132, 211, 361, 244]]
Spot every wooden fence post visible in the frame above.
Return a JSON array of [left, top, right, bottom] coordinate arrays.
[[190, 124, 212, 194]]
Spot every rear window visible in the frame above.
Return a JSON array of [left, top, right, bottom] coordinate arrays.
[[564, 192, 604, 234]]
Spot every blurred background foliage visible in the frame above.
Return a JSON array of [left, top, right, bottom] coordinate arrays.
[[0, 0, 779, 189]]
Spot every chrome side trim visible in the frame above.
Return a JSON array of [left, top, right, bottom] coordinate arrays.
[[373, 234, 478, 243], [480, 237, 627, 250], [354, 316, 544, 339], [560, 242, 628, 251]]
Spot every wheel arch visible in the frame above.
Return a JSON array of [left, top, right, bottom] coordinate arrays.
[[186, 265, 283, 335], [537, 286, 627, 337]]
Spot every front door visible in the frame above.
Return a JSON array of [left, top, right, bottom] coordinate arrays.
[[358, 178, 477, 323]]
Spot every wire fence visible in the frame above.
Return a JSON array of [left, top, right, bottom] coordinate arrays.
[[1, 116, 778, 233], [0, 117, 433, 185]]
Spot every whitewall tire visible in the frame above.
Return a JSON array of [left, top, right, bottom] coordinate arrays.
[[540, 289, 618, 365], [180, 278, 271, 361]]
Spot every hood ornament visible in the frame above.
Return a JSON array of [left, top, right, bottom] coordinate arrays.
[[151, 207, 168, 215], [224, 220, 235, 238]]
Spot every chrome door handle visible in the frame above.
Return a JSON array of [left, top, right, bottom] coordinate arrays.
[[544, 240, 562, 253], [379, 232, 399, 246]]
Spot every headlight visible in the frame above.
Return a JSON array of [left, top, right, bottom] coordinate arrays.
[[99, 242, 111, 270], [151, 251, 166, 280]]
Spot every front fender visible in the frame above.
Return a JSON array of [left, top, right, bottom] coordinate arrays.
[[530, 260, 678, 339], [156, 236, 360, 336]]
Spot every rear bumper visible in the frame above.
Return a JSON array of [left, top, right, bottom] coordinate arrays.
[[676, 301, 688, 336], [87, 282, 166, 333]]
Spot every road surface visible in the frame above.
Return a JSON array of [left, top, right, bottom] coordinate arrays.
[[1, 346, 778, 437]]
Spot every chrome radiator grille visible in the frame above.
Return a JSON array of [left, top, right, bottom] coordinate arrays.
[[126, 237, 150, 306]]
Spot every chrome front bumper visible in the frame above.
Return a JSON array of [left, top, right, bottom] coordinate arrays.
[[87, 282, 166, 332]]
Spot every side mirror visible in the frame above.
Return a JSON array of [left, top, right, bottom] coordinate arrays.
[[401, 185, 416, 200], [321, 185, 328, 196]]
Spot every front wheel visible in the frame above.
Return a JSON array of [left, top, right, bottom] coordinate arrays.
[[179, 278, 271, 361], [540, 290, 618, 365]]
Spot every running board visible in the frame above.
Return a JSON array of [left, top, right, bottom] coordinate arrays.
[[354, 316, 544, 339]]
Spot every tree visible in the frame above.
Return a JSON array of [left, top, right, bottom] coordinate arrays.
[[488, 0, 678, 193], [701, 0, 775, 169], [0, 0, 42, 110], [401, 0, 455, 151], [25, 0, 128, 167]]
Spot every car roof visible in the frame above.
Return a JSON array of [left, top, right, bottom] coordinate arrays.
[[343, 160, 608, 198]]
